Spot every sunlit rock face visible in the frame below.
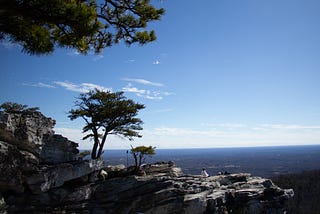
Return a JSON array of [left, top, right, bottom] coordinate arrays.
[[0, 110, 81, 194], [88, 172, 293, 214], [2, 160, 293, 214], [0, 111, 78, 164], [0, 111, 55, 144]]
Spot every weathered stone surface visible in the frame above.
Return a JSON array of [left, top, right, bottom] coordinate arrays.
[[0, 111, 78, 164], [143, 161, 183, 177], [4, 163, 293, 214], [0, 110, 84, 194], [26, 159, 105, 193], [0, 111, 55, 146], [0, 140, 39, 193], [41, 134, 79, 164], [0, 110, 294, 213], [104, 164, 126, 172]]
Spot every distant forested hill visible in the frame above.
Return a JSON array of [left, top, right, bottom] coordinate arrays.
[[272, 170, 320, 214]]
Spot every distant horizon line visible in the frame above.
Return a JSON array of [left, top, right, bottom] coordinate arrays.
[[79, 144, 320, 151]]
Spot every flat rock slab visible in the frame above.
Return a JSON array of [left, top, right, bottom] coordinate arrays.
[[26, 159, 105, 193]]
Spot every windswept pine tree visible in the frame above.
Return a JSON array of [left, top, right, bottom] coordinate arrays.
[[0, 0, 164, 55], [69, 89, 145, 159]]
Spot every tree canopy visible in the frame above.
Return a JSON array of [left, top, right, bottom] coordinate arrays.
[[68, 89, 145, 159], [131, 145, 155, 169], [0, 0, 164, 55]]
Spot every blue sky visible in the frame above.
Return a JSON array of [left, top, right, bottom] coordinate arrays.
[[1, 0, 320, 149]]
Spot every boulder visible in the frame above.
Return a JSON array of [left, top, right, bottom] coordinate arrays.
[[41, 134, 79, 164], [98, 164, 127, 179], [143, 161, 183, 177]]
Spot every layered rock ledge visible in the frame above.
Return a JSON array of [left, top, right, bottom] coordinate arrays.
[[87, 171, 294, 214], [0, 110, 293, 213], [1, 165, 294, 214]]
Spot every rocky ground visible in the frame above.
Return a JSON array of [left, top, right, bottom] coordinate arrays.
[[0, 110, 293, 213]]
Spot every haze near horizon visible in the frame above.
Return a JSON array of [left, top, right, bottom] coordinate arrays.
[[1, 0, 320, 150]]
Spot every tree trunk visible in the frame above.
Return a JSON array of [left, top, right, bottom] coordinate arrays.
[[134, 153, 138, 170], [138, 154, 143, 168], [91, 127, 100, 159], [91, 139, 98, 159], [97, 132, 108, 158], [131, 151, 138, 171]]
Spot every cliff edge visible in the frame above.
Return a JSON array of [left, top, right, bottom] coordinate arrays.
[[0, 111, 293, 213]]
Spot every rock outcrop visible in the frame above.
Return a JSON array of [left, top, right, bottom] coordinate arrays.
[[0, 111, 78, 164], [0, 110, 294, 213], [2, 165, 293, 214], [0, 110, 105, 195], [26, 159, 105, 194]]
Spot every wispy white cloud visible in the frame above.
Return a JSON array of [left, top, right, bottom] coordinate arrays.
[[67, 50, 80, 56], [23, 82, 56, 88], [139, 124, 320, 149], [152, 127, 216, 137], [122, 84, 146, 94], [219, 123, 246, 128], [67, 50, 104, 62], [202, 123, 246, 129], [123, 78, 164, 87], [55, 122, 320, 150], [54, 127, 134, 150], [251, 127, 269, 131], [160, 53, 168, 57], [54, 81, 111, 93], [125, 59, 136, 63], [122, 83, 172, 100], [155, 108, 173, 113], [121, 78, 172, 100], [153, 60, 160, 65], [260, 124, 320, 130], [93, 54, 104, 61], [201, 123, 320, 131], [22, 81, 111, 93]]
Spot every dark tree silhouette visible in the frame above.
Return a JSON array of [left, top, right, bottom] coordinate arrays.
[[68, 89, 145, 159], [131, 145, 155, 170], [0, 102, 39, 114], [0, 0, 164, 55]]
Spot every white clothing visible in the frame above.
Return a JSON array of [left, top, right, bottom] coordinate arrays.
[[201, 170, 209, 177]]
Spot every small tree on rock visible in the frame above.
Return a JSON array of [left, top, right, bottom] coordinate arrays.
[[0, 102, 39, 114], [131, 145, 155, 170], [68, 89, 145, 159]]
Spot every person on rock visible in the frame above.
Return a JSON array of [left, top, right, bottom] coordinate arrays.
[[201, 168, 209, 177]]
